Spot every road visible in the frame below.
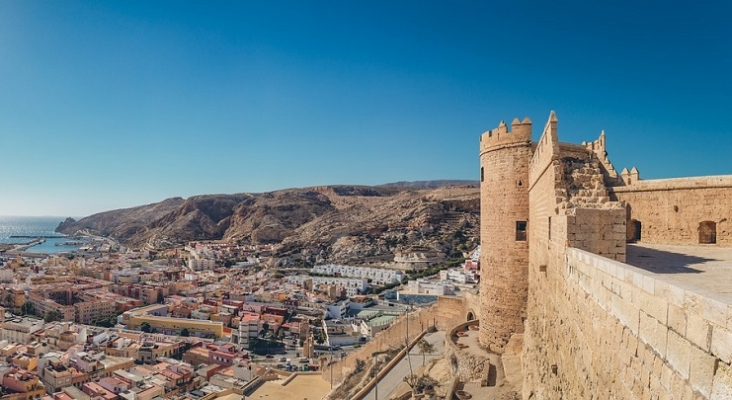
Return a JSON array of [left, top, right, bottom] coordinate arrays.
[[362, 330, 445, 400]]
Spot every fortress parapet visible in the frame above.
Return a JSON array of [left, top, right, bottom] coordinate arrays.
[[480, 117, 533, 155]]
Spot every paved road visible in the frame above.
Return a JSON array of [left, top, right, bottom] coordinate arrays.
[[362, 330, 445, 400]]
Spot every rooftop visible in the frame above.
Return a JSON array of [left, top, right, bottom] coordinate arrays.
[[249, 374, 331, 399], [626, 243, 732, 301]]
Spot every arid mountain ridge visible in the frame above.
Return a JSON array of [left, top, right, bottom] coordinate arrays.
[[56, 181, 480, 268]]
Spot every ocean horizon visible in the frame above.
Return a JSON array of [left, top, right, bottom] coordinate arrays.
[[0, 216, 81, 253]]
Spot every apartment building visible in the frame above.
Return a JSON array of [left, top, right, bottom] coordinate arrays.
[[312, 264, 405, 285], [0, 316, 44, 344]]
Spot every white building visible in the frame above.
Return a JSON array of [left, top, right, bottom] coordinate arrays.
[[323, 319, 358, 347], [406, 279, 455, 296], [0, 317, 44, 344], [231, 316, 260, 348], [287, 276, 368, 297], [312, 264, 405, 285], [188, 258, 216, 271], [0, 267, 13, 283], [439, 268, 478, 284], [324, 299, 350, 319]]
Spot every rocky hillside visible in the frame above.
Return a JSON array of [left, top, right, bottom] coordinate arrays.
[[57, 183, 480, 268]]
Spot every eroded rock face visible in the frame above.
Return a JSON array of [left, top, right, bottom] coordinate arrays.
[[56, 184, 480, 266]]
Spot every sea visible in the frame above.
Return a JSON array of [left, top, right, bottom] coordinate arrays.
[[0, 216, 82, 254]]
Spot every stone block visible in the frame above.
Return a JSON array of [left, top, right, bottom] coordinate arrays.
[[702, 296, 728, 328], [660, 363, 674, 391], [668, 304, 687, 336], [632, 271, 645, 289], [666, 284, 686, 308], [627, 334, 639, 356], [665, 329, 691, 380], [686, 313, 712, 351], [711, 361, 732, 399], [642, 275, 655, 294], [611, 295, 640, 335], [689, 342, 716, 398], [684, 291, 705, 316], [711, 325, 732, 364], [639, 311, 667, 358], [633, 288, 668, 325]]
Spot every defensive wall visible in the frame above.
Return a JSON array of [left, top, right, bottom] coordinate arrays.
[[610, 176, 732, 246], [478, 111, 732, 398], [321, 296, 467, 387], [523, 247, 732, 399]]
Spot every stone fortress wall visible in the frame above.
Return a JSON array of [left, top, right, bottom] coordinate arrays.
[[480, 112, 732, 399], [478, 117, 532, 353], [524, 244, 732, 399], [611, 176, 732, 246], [321, 296, 468, 387]]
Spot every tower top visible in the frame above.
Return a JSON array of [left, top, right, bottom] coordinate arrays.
[[480, 116, 532, 155]]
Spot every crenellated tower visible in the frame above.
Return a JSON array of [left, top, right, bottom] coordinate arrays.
[[478, 117, 533, 352]]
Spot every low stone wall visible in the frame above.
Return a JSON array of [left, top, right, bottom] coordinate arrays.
[[524, 247, 732, 399], [350, 329, 428, 400], [281, 371, 321, 386], [321, 296, 465, 388], [444, 320, 488, 382], [444, 376, 461, 400]]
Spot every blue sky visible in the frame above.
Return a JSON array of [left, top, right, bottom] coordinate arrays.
[[1, 1, 730, 217]]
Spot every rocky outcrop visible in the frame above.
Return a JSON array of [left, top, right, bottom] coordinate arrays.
[[56, 183, 480, 267]]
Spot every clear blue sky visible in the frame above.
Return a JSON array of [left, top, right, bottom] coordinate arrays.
[[1, 1, 730, 217]]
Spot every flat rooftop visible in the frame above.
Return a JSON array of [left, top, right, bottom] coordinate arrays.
[[626, 243, 732, 301], [249, 374, 331, 399]]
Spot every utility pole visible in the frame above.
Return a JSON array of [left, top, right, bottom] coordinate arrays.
[[330, 345, 333, 389]]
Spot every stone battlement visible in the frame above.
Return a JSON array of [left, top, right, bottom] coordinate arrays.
[[479, 117, 532, 155], [479, 111, 732, 399]]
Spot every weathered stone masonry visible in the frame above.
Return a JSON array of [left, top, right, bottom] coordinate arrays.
[[479, 117, 532, 353], [479, 111, 732, 398]]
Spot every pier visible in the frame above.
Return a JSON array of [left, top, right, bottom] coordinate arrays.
[[9, 235, 66, 239]]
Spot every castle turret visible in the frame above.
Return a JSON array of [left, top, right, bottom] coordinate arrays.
[[478, 116, 533, 352]]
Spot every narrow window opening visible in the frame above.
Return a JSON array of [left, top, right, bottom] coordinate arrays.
[[699, 221, 717, 244], [516, 221, 527, 241], [548, 217, 552, 241], [480, 167, 484, 182], [628, 219, 641, 243], [517, 180, 523, 187]]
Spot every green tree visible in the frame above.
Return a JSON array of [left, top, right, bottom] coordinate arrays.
[[20, 301, 34, 316], [260, 322, 270, 338], [43, 310, 62, 323], [180, 328, 190, 337], [417, 338, 435, 365], [140, 322, 152, 333]]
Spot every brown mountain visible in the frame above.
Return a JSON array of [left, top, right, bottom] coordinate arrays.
[[56, 183, 480, 267]]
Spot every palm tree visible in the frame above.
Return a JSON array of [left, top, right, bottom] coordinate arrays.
[[417, 338, 435, 365]]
